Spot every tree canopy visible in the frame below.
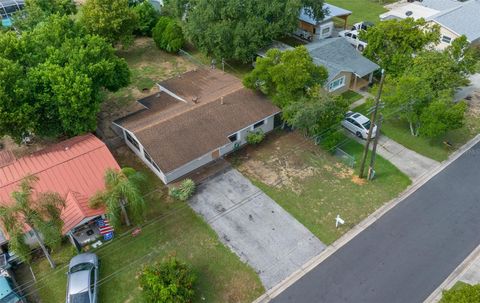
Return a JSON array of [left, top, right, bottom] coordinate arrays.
[[152, 17, 185, 53], [0, 15, 130, 141], [244, 46, 328, 108], [361, 18, 440, 76], [132, 0, 160, 36], [80, 0, 138, 47], [179, 0, 325, 62], [381, 38, 476, 137], [12, 0, 77, 31]]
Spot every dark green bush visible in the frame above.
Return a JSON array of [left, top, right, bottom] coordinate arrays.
[[139, 258, 196, 303], [246, 130, 265, 145], [132, 1, 159, 36]]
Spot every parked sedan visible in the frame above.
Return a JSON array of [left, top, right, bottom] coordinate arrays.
[[341, 111, 377, 139], [338, 30, 368, 52], [66, 253, 99, 303]]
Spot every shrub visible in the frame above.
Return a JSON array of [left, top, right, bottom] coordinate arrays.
[[152, 17, 184, 53], [441, 283, 480, 303], [132, 1, 159, 36], [319, 131, 344, 153], [246, 130, 265, 145], [139, 258, 196, 303], [169, 179, 196, 201]]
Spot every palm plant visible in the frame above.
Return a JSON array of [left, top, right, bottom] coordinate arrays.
[[90, 167, 146, 228], [0, 175, 66, 268]]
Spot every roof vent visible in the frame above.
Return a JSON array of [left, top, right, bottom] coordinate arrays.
[[192, 96, 198, 103], [220, 96, 224, 105], [156, 93, 161, 98], [405, 10, 413, 16]]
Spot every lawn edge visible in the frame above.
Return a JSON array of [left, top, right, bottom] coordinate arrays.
[[253, 134, 480, 303]]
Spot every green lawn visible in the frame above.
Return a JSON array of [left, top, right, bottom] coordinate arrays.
[[353, 101, 480, 162], [341, 90, 364, 105], [328, 0, 389, 25], [234, 131, 411, 244], [31, 147, 263, 303]]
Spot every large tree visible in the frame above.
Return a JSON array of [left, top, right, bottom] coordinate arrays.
[[180, 0, 325, 62], [0, 176, 65, 268], [90, 168, 146, 228], [244, 46, 328, 108], [80, 0, 137, 47], [0, 15, 130, 141], [361, 18, 440, 76]]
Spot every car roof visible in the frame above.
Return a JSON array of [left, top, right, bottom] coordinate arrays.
[[351, 113, 369, 123], [0, 276, 13, 299], [68, 270, 90, 295]]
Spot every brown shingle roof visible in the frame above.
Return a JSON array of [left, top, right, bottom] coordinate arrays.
[[115, 69, 280, 173]]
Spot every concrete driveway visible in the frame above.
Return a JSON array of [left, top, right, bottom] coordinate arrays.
[[351, 134, 440, 181], [189, 168, 326, 290], [454, 73, 480, 102]]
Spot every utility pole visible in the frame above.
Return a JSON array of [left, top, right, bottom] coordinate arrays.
[[367, 114, 383, 180], [359, 69, 386, 179]]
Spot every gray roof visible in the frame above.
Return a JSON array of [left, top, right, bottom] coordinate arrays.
[[299, 3, 351, 25], [429, 0, 480, 42], [257, 41, 294, 58], [306, 38, 379, 82], [420, 0, 461, 11]]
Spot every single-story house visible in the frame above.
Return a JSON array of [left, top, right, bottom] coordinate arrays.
[[258, 39, 379, 94], [380, 0, 480, 50], [113, 69, 281, 184], [297, 3, 352, 41], [0, 134, 120, 249]]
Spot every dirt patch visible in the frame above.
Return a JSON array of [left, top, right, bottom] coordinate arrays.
[[222, 271, 263, 303], [0, 136, 61, 158], [351, 175, 367, 185]]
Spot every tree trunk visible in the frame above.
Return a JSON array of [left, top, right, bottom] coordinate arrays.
[[31, 228, 56, 269], [120, 198, 131, 226]]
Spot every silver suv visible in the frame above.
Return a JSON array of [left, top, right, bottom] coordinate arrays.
[[66, 253, 99, 303]]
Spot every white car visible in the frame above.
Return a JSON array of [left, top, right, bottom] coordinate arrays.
[[338, 30, 368, 52], [341, 111, 377, 139]]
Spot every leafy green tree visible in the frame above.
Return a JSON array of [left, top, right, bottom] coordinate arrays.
[[361, 18, 440, 76], [283, 92, 349, 136], [183, 0, 325, 62], [12, 0, 77, 31], [80, 0, 137, 47], [419, 96, 467, 137], [244, 46, 328, 108], [0, 176, 65, 268], [441, 284, 480, 303], [152, 17, 185, 53], [0, 15, 130, 141], [139, 258, 196, 303], [132, 1, 159, 36], [90, 168, 146, 228]]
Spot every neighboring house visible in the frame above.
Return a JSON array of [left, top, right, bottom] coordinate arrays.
[[297, 3, 352, 41], [113, 69, 281, 184], [0, 0, 24, 27], [148, 0, 163, 11], [380, 0, 480, 50], [0, 134, 120, 249]]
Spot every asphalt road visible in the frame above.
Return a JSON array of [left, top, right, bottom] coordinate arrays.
[[272, 141, 480, 303]]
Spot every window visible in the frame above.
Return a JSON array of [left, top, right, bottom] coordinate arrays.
[[328, 76, 346, 92], [228, 133, 238, 142], [321, 27, 330, 35], [253, 120, 265, 129], [144, 150, 152, 163], [125, 132, 140, 150], [442, 35, 452, 44]]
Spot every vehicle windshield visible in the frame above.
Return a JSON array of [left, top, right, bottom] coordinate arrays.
[[69, 291, 90, 303], [0, 292, 21, 303], [70, 263, 93, 273], [362, 121, 371, 130]]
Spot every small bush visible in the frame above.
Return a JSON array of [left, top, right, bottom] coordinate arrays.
[[139, 258, 196, 303], [246, 130, 265, 145], [169, 179, 196, 201], [441, 283, 480, 303], [152, 17, 184, 53]]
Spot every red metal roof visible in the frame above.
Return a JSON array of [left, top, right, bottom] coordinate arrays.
[[0, 134, 120, 235]]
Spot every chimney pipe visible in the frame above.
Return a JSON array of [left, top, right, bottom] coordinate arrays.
[[220, 96, 224, 105]]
